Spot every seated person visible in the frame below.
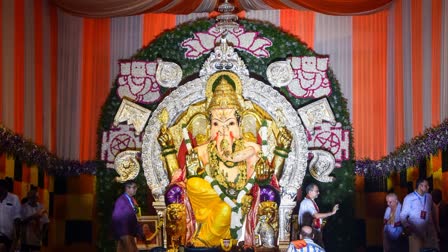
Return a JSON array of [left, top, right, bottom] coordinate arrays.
[[287, 226, 325, 252], [158, 72, 292, 247]]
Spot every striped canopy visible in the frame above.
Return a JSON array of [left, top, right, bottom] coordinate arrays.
[[52, 0, 393, 17]]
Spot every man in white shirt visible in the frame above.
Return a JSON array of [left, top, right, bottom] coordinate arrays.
[[287, 226, 325, 252], [0, 179, 21, 252], [298, 183, 338, 247], [400, 178, 438, 252], [383, 192, 406, 251], [20, 186, 50, 252]]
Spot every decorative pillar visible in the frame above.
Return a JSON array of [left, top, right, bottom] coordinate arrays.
[[153, 199, 167, 248], [278, 195, 296, 251]]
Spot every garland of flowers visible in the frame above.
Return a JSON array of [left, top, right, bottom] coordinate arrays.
[[2, 106, 445, 180], [0, 125, 99, 176], [205, 173, 256, 239], [355, 118, 448, 177]]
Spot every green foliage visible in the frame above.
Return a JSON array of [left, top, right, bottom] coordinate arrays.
[[96, 18, 354, 251]]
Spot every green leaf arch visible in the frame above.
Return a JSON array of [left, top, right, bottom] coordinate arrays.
[[96, 18, 355, 251]]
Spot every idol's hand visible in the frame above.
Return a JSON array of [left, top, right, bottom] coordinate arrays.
[[186, 150, 202, 176], [158, 126, 174, 148], [255, 158, 273, 182], [277, 127, 292, 149]]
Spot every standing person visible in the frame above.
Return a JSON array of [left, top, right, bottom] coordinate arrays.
[[286, 226, 325, 252], [400, 178, 439, 252], [431, 189, 448, 251], [112, 180, 140, 252], [298, 183, 339, 247], [383, 192, 406, 252], [0, 179, 21, 252], [20, 186, 50, 252]]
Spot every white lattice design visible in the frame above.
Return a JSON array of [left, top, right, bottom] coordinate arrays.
[[101, 125, 143, 168], [307, 121, 349, 168]]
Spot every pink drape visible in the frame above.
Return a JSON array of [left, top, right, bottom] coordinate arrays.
[[51, 0, 392, 17]]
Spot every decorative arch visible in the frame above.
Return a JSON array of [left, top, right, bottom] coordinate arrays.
[[96, 18, 354, 251]]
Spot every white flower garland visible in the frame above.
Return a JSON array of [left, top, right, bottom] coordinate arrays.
[[260, 120, 269, 159], [204, 173, 255, 239], [182, 124, 193, 153]]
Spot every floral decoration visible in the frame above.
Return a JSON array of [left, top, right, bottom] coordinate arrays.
[[355, 118, 448, 176], [117, 60, 161, 104], [287, 56, 331, 98], [181, 23, 272, 59], [0, 125, 100, 176]]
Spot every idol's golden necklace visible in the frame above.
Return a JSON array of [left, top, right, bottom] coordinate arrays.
[[208, 140, 247, 191]]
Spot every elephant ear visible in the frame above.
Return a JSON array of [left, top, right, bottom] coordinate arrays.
[[240, 103, 281, 162], [240, 110, 261, 143], [186, 113, 209, 146], [167, 102, 207, 150], [316, 57, 329, 72]]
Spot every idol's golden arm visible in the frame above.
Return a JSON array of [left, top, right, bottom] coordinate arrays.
[[271, 155, 286, 179], [158, 126, 180, 180], [272, 127, 293, 179], [163, 152, 180, 180]]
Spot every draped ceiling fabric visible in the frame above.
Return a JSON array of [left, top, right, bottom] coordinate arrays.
[[51, 0, 393, 17], [1, 0, 447, 162]]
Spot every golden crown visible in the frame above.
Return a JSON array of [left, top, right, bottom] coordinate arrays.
[[205, 71, 244, 114], [207, 77, 242, 113]]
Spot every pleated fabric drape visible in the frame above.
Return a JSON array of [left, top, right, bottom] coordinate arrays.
[[443, 1, 448, 119], [110, 15, 143, 82], [431, 1, 443, 127], [352, 12, 388, 160], [1, 0, 58, 151], [280, 9, 315, 48], [14, 0, 25, 135], [1, 0, 447, 162], [391, 0, 404, 151], [246, 10, 279, 26], [51, 0, 392, 17], [79, 18, 110, 161], [56, 10, 82, 159], [142, 13, 176, 47]]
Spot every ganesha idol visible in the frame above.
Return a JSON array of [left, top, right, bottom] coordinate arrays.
[[141, 40, 312, 251]]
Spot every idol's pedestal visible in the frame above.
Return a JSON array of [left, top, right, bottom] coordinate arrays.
[[255, 247, 279, 252], [184, 248, 220, 252]]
